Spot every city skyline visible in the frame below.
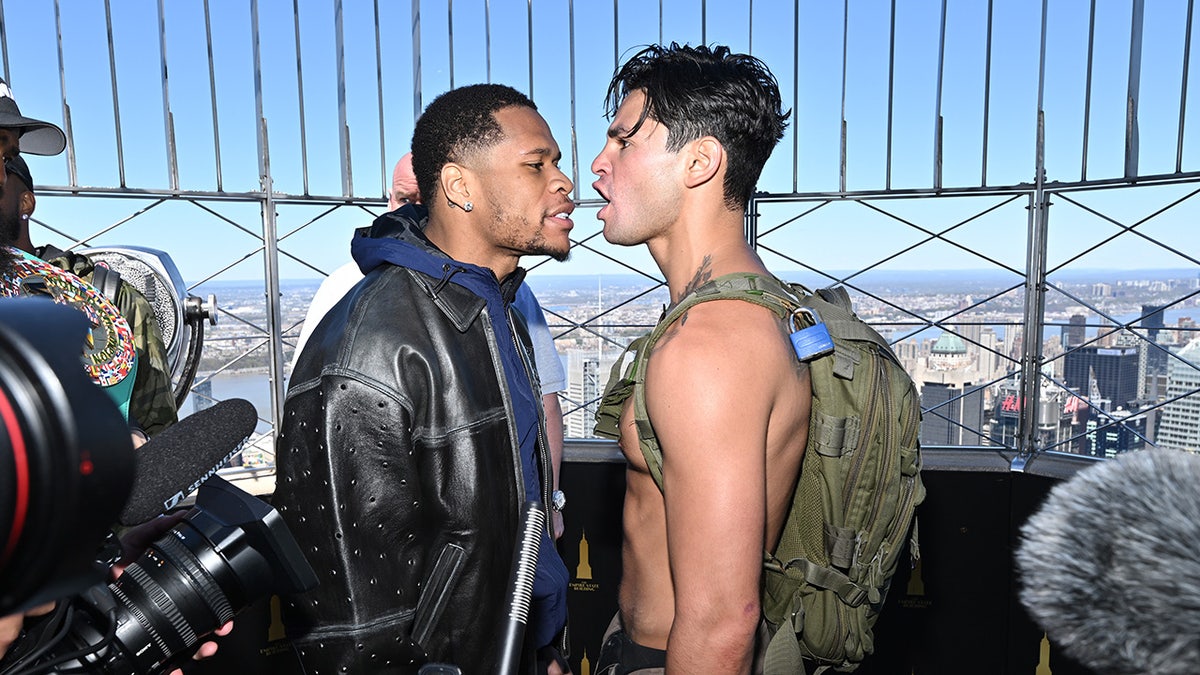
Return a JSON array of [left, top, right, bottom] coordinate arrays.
[[192, 265, 1200, 457]]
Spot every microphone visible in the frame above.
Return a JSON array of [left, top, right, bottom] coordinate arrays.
[[495, 501, 546, 675], [1015, 450, 1200, 674], [117, 398, 258, 526]]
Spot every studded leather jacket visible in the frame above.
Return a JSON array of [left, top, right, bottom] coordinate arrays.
[[274, 207, 562, 674]]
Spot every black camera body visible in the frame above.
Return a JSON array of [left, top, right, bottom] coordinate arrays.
[[0, 297, 318, 675], [0, 299, 134, 615]]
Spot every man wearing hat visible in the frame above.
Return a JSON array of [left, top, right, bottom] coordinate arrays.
[[0, 79, 177, 440], [0, 79, 66, 166]]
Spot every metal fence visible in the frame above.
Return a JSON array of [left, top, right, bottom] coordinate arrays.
[[3, 0, 1198, 469]]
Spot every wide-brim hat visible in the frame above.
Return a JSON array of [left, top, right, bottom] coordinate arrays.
[[0, 80, 66, 156]]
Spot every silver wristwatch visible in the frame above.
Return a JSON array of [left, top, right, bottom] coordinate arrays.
[[550, 490, 566, 512]]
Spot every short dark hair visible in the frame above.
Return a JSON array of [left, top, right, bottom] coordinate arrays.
[[411, 84, 537, 206], [604, 43, 790, 211]]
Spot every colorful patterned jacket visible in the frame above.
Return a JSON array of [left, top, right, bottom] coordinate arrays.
[[36, 245, 178, 437]]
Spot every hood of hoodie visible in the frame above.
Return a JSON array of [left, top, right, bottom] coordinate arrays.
[[349, 204, 536, 442], [351, 204, 526, 304]]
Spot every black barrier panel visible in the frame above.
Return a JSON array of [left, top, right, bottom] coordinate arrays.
[[183, 448, 1111, 674], [859, 457, 1098, 675], [185, 454, 627, 675], [557, 458, 625, 673]]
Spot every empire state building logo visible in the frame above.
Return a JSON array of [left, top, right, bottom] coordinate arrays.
[[570, 530, 598, 591]]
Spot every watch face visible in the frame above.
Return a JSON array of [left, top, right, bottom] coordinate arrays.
[[551, 490, 566, 511]]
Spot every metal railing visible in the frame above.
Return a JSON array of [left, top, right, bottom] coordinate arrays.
[[2, 0, 1197, 467]]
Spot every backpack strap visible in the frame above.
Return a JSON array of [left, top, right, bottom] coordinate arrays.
[[621, 273, 802, 489]]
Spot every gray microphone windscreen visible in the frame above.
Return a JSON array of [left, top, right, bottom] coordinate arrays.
[[1016, 450, 1200, 674]]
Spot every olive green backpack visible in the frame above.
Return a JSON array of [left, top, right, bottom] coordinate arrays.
[[594, 272, 925, 674]]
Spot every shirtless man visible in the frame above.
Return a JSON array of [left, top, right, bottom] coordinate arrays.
[[590, 44, 810, 673]]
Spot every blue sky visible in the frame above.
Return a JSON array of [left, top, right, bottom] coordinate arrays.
[[2, 0, 1198, 282]]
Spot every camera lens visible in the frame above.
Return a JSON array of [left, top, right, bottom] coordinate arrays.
[[38, 476, 317, 675], [101, 524, 239, 673]]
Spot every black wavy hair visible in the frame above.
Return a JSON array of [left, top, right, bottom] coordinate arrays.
[[604, 43, 790, 211], [411, 83, 537, 206]]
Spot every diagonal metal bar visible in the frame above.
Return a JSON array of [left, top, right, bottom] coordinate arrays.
[[1048, 188, 1200, 274]]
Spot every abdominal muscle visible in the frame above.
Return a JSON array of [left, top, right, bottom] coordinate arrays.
[[616, 406, 677, 650]]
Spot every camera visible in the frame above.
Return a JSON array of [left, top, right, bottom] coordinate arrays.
[[3, 475, 317, 674], [0, 299, 134, 615], [0, 298, 318, 674]]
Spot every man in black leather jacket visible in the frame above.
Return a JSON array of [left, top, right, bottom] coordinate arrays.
[[274, 84, 576, 674]]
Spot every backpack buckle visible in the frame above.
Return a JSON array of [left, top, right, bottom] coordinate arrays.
[[789, 308, 835, 361]]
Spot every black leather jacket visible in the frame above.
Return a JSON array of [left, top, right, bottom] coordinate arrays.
[[274, 207, 557, 674]]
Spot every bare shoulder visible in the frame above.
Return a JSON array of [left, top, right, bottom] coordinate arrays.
[[646, 299, 796, 421], [652, 299, 793, 368]]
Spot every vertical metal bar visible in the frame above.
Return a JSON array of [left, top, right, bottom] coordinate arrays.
[[203, 0, 224, 192], [104, 0, 126, 188], [413, 0, 423, 120], [885, 0, 896, 190], [249, 0, 285, 440], [701, 0, 707, 46], [1015, 0, 1052, 468], [613, 0, 619, 73], [1036, 0, 1048, 191], [569, 0, 579, 199], [156, 0, 178, 191], [292, 0, 309, 195], [1081, 0, 1096, 180], [335, 0, 352, 196], [52, 0, 76, 187], [251, 0, 267, 189], [839, 0, 848, 193], [1178, 0, 1194, 173], [0, 0, 9, 84], [259, 119, 286, 445], [792, 0, 800, 193], [745, 195, 758, 249], [981, 0, 994, 186], [749, 0, 753, 55], [659, 0, 664, 46], [486, 0, 492, 81], [933, 0, 947, 191], [1126, 0, 1145, 179], [1016, 176, 1050, 465], [527, 0, 534, 99], [447, 0, 454, 89], [374, 0, 386, 197]]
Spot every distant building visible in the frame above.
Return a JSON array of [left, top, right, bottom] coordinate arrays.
[[564, 348, 621, 439], [1137, 304, 1169, 401], [1156, 339, 1200, 453], [988, 371, 1083, 453], [1062, 313, 1086, 349], [1081, 408, 1147, 458], [920, 333, 986, 446], [921, 379, 986, 446], [1175, 316, 1196, 345], [1063, 345, 1139, 410], [976, 328, 1005, 384], [192, 379, 214, 414]]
